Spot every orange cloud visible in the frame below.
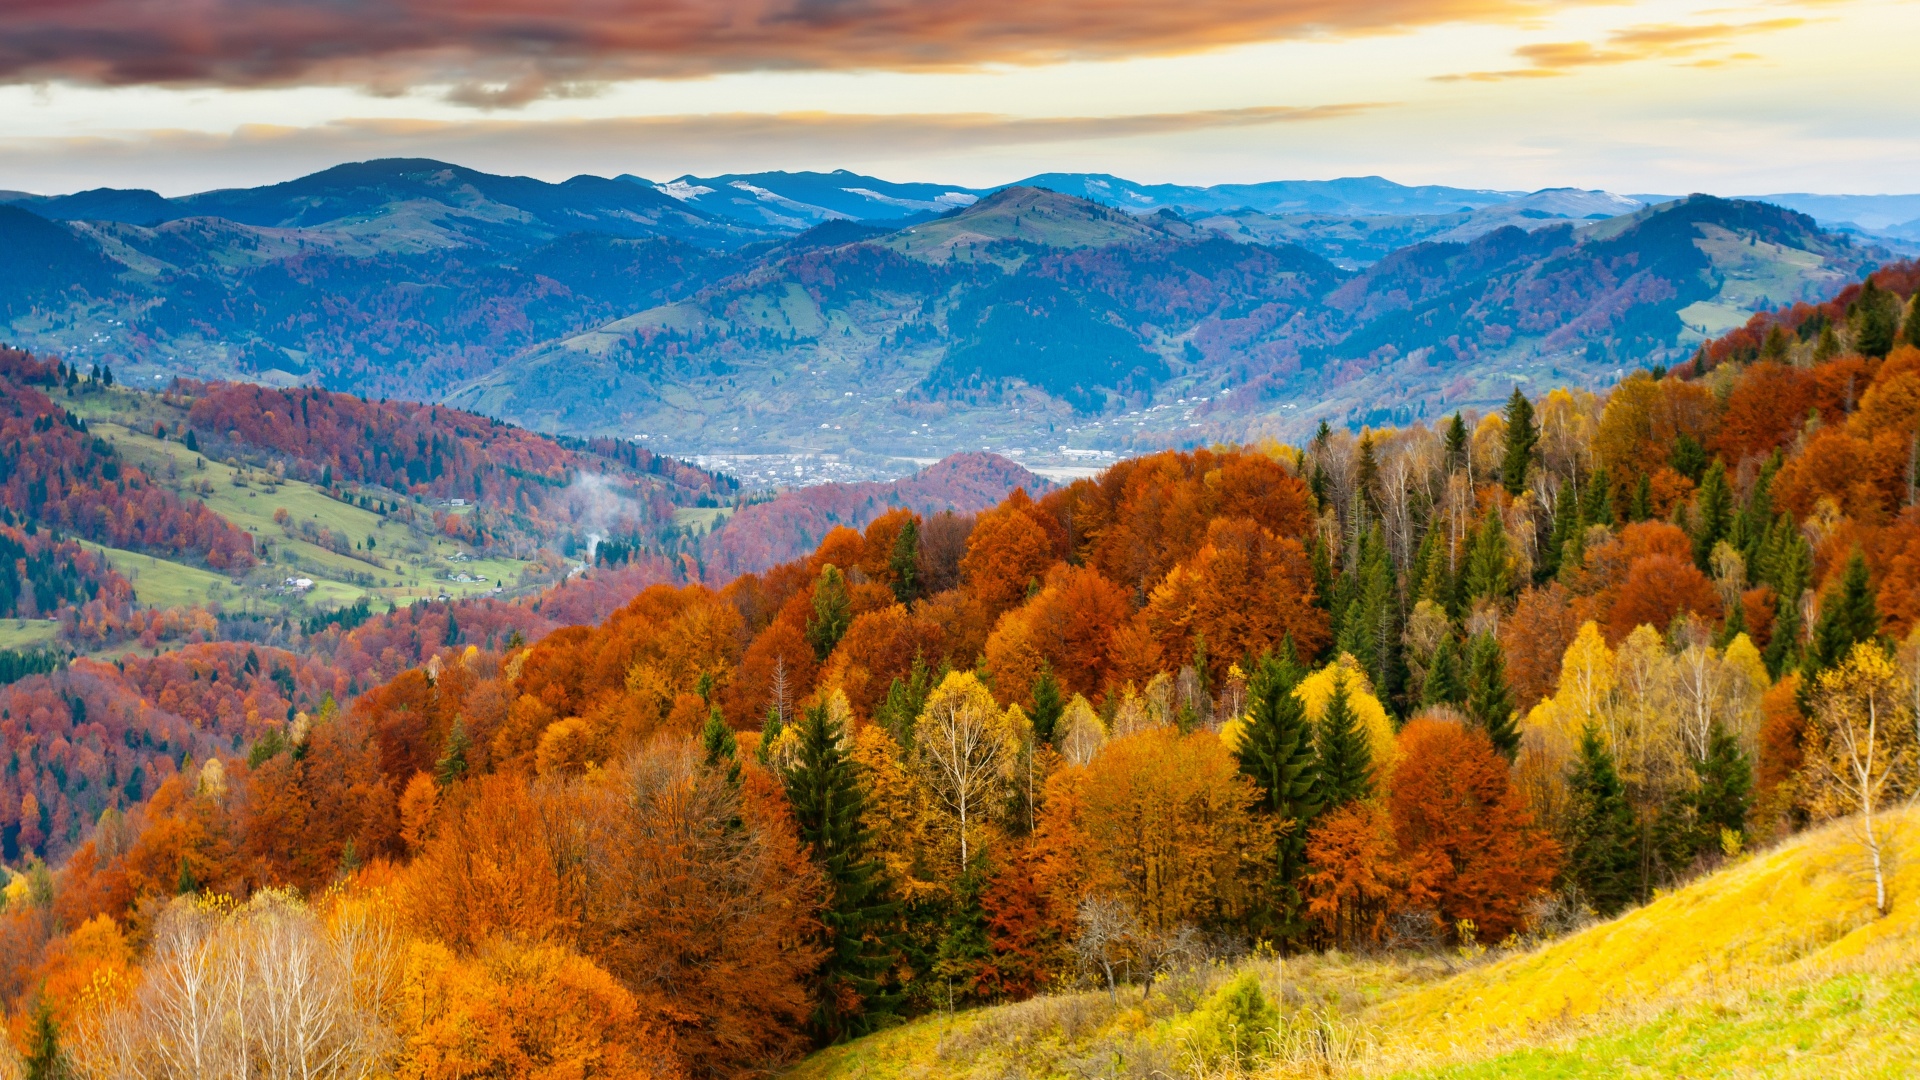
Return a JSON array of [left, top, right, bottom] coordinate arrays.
[[0, 0, 1573, 102], [1434, 16, 1804, 81]]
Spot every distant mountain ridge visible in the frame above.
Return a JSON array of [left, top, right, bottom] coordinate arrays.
[[0, 157, 1893, 477]]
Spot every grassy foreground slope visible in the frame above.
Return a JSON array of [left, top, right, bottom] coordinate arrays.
[[786, 809, 1920, 1080]]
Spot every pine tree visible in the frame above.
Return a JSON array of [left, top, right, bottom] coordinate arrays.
[[1423, 633, 1466, 709], [1852, 277, 1900, 358], [1029, 667, 1064, 747], [1692, 459, 1733, 570], [1905, 295, 1920, 348], [1813, 320, 1840, 362], [1583, 466, 1614, 527], [1807, 548, 1880, 673], [1690, 721, 1752, 857], [1564, 724, 1639, 916], [784, 701, 900, 1039], [1630, 473, 1653, 522], [1315, 677, 1373, 808], [1355, 434, 1382, 518], [1444, 412, 1468, 473], [702, 706, 741, 786], [1335, 526, 1393, 693], [806, 564, 854, 662], [1233, 651, 1320, 936], [443, 610, 460, 646], [1464, 633, 1519, 760], [1501, 388, 1538, 496], [23, 998, 67, 1080], [1308, 533, 1335, 613], [873, 656, 934, 747], [1760, 323, 1790, 361], [1464, 509, 1512, 604], [890, 517, 921, 604], [1543, 481, 1579, 581], [434, 720, 470, 787]]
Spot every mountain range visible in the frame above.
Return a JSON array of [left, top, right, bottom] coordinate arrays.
[[0, 158, 1906, 480]]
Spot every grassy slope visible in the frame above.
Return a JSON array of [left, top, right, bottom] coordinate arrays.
[[0, 619, 61, 651], [784, 809, 1920, 1079], [60, 385, 532, 612]]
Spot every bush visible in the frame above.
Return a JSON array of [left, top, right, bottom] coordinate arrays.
[[1180, 970, 1278, 1070]]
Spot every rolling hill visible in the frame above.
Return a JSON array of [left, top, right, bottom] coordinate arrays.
[[784, 808, 1920, 1079]]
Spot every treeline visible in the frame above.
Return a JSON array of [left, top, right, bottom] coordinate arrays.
[[0, 351, 255, 570]]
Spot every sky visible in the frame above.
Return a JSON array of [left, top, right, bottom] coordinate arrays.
[[0, 0, 1914, 198]]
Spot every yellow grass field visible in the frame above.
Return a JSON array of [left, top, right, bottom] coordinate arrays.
[[784, 809, 1920, 1080]]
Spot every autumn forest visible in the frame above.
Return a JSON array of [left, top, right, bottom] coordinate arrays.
[[4, 264, 1920, 1078]]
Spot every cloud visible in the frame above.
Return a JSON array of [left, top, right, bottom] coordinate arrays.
[[0, 104, 1391, 192], [0, 0, 1563, 103], [1433, 17, 1804, 81]]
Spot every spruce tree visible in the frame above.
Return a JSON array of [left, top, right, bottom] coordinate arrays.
[[1029, 667, 1064, 747], [23, 998, 67, 1080], [1543, 481, 1579, 581], [1501, 388, 1538, 496], [784, 701, 900, 1040], [1423, 633, 1466, 709], [1583, 467, 1614, 527], [1564, 724, 1639, 916], [1444, 412, 1468, 473], [1464, 633, 1520, 760], [434, 720, 470, 787], [702, 706, 741, 786], [889, 517, 921, 604], [1690, 721, 1753, 857], [1315, 678, 1374, 808], [1308, 534, 1335, 612], [1336, 526, 1393, 693], [1853, 277, 1899, 358], [806, 564, 854, 661], [1355, 435, 1382, 518], [1807, 548, 1880, 673], [1233, 651, 1320, 937], [1692, 459, 1733, 570], [1464, 509, 1512, 604], [1629, 473, 1653, 522]]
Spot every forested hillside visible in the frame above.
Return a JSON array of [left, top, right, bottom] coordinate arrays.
[[3, 265, 1918, 1077]]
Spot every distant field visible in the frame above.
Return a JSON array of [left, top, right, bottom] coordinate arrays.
[[77, 539, 235, 610], [64, 386, 537, 612], [0, 619, 62, 651]]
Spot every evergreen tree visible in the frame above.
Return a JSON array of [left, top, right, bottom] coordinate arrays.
[[23, 998, 68, 1080], [1852, 277, 1900, 358], [1760, 323, 1790, 361], [1355, 435, 1382, 518], [1692, 459, 1733, 570], [1315, 677, 1373, 808], [1583, 466, 1614, 527], [1335, 526, 1393, 693], [1464, 633, 1520, 760], [806, 564, 854, 662], [442, 610, 460, 646], [1464, 509, 1513, 604], [1905, 295, 1920, 348], [434, 720, 470, 787], [1308, 534, 1336, 614], [873, 656, 934, 747], [784, 701, 901, 1039], [1444, 412, 1468, 474], [889, 517, 921, 604], [1029, 667, 1064, 746], [1563, 724, 1639, 917], [1807, 548, 1880, 673], [1813, 320, 1840, 362], [1411, 525, 1447, 605], [1669, 433, 1708, 484], [183, 428, 199, 452], [1543, 481, 1579, 582], [1233, 651, 1320, 936], [1501, 388, 1538, 496], [1422, 633, 1466, 709], [1629, 473, 1653, 522], [757, 708, 784, 767], [702, 706, 741, 786], [1690, 721, 1753, 857]]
